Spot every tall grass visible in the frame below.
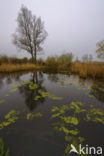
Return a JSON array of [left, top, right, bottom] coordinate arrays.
[[70, 62, 104, 79], [0, 64, 44, 72]]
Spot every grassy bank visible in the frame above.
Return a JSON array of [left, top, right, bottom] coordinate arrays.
[[70, 62, 104, 79], [0, 64, 44, 72], [0, 55, 104, 80]]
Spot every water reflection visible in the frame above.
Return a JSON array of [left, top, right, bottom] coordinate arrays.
[[18, 72, 47, 111], [90, 81, 104, 102]]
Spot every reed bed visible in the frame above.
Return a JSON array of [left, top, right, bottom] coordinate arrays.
[[70, 62, 104, 79], [0, 64, 43, 72]]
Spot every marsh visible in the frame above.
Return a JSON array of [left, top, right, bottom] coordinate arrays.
[[0, 71, 104, 156]]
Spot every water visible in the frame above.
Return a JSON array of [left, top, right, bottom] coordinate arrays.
[[0, 71, 104, 156]]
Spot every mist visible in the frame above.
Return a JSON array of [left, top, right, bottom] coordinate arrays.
[[0, 0, 104, 59]]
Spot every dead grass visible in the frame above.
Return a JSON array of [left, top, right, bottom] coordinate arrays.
[[0, 64, 44, 72], [1, 62, 104, 80], [70, 62, 104, 79]]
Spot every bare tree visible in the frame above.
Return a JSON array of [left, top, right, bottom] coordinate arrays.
[[13, 5, 48, 61], [89, 54, 93, 62], [82, 54, 89, 62], [96, 40, 104, 59]]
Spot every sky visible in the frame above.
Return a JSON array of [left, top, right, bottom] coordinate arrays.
[[0, 0, 104, 59]]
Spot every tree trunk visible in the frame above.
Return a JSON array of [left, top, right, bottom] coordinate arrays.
[[34, 45, 37, 63]]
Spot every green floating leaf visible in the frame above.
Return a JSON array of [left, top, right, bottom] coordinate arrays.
[[0, 138, 9, 156], [89, 94, 94, 98], [10, 88, 18, 92], [90, 108, 104, 116], [49, 95, 62, 100], [5, 148, 9, 156], [27, 112, 43, 120], [33, 89, 62, 101], [60, 85, 66, 88], [70, 101, 86, 113], [8, 83, 17, 87], [0, 110, 19, 130], [59, 126, 79, 135], [27, 113, 34, 120], [29, 82, 38, 90], [34, 95, 41, 100], [5, 110, 19, 119], [51, 107, 59, 112], [34, 112, 43, 117], [5, 94, 10, 97], [61, 116, 79, 125], [78, 137, 85, 143], [0, 100, 4, 104], [65, 136, 72, 142], [0, 138, 4, 156]]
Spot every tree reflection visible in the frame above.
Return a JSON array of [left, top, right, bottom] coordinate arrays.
[[18, 72, 47, 111], [90, 82, 104, 102]]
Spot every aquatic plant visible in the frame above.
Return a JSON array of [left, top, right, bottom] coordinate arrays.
[[51, 101, 104, 155], [26, 112, 43, 120], [27, 113, 35, 120], [5, 94, 10, 97], [8, 83, 17, 87], [0, 100, 4, 104], [34, 89, 62, 101], [0, 110, 19, 130], [0, 138, 9, 156], [28, 82, 38, 90], [61, 116, 79, 125], [10, 88, 18, 92]]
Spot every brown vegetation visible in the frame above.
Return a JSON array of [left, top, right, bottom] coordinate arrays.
[[0, 54, 104, 80], [70, 62, 104, 79], [0, 64, 44, 73]]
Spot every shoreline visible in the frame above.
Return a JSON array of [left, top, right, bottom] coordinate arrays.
[[0, 63, 104, 80]]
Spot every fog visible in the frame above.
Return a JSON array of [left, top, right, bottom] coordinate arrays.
[[0, 0, 104, 59]]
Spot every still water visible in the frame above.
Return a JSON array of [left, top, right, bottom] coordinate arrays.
[[0, 71, 104, 156]]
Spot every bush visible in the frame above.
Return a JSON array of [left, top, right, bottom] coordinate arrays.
[[46, 53, 73, 68]]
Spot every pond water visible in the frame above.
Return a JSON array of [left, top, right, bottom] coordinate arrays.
[[0, 71, 104, 156]]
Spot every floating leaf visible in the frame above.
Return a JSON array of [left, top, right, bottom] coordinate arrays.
[[61, 116, 79, 125], [0, 110, 19, 130], [29, 82, 38, 90], [27, 112, 43, 120], [34, 112, 43, 117], [0, 100, 4, 104], [10, 88, 18, 92]]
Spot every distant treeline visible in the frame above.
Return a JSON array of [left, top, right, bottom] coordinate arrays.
[[0, 53, 104, 79], [0, 53, 74, 66], [0, 55, 45, 65]]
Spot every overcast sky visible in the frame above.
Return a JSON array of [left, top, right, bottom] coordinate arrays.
[[0, 0, 104, 59]]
